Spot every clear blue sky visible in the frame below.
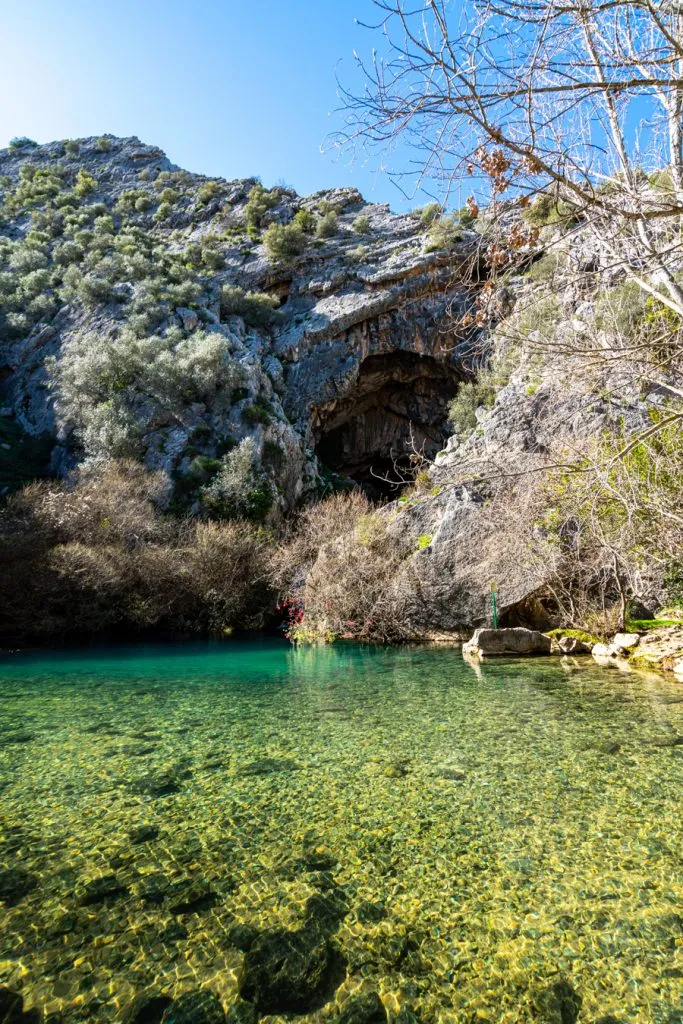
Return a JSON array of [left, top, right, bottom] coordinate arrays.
[[0, 0, 431, 210]]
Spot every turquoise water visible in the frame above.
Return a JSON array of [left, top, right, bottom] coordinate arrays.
[[0, 641, 681, 1024]]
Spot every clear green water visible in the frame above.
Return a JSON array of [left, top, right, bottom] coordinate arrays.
[[0, 641, 681, 1024]]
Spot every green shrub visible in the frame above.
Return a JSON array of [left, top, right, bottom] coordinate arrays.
[[95, 136, 112, 153], [200, 437, 272, 522], [245, 182, 278, 233], [160, 188, 180, 205], [73, 169, 97, 197], [47, 326, 242, 459], [64, 140, 80, 158], [9, 137, 38, 150], [418, 202, 442, 227], [294, 209, 316, 233], [352, 215, 370, 234], [197, 180, 221, 205], [316, 211, 338, 238], [243, 400, 273, 426], [134, 195, 154, 213], [663, 561, 683, 606], [522, 194, 579, 227], [426, 213, 463, 252], [153, 202, 172, 222], [263, 222, 307, 261], [219, 283, 281, 327]]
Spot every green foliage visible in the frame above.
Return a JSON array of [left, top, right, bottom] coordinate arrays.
[[200, 437, 272, 522], [352, 215, 370, 234], [417, 534, 432, 550], [448, 379, 495, 437], [9, 137, 38, 150], [219, 283, 281, 327], [64, 140, 80, 158], [245, 182, 278, 234], [663, 561, 683, 606], [417, 202, 442, 227], [197, 180, 221, 205], [73, 169, 97, 197], [243, 400, 273, 426], [528, 252, 562, 283], [47, 326, 243, 459], [522, 194, 579, 227], [95, 136, 112, 153], [159, 187, 180, 205], [294, 209, 316, 233], [425, 212, 463, 252], [316, 211, 338, 238], [262, 221, 307, 261]]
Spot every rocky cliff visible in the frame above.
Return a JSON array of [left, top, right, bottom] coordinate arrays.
[[0, 135, 477, 508], [1, 136, 679, 639]]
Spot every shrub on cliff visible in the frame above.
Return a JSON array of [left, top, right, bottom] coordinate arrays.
[[263, 222, 307, 261], [47, 327, 243, 459], [220, 283, 281, 327], [201, 438, 273, 522]]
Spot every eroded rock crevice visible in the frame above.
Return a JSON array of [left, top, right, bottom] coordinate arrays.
[[312, 351, 462, 496]]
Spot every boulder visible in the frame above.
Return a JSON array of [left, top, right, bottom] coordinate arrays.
[[462, 627, 551, 658], [612, 632, 640, 651], [239, 924, 339, 1014], [558, 636, 590, 654]]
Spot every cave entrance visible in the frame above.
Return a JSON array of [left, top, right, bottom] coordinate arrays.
[[313, 351, 462, 499]]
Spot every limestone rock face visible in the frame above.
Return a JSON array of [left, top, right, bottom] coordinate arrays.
[[462, 627, 552, 658], [0, 135, 477, 508]]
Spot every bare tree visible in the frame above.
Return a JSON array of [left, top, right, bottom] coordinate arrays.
[[340, 1, 683, 380]]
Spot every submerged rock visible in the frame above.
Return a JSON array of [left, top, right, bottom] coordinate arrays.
[[161, 990, 226, 1024], [224, 1001, 257, 1024], [123, 991, 173, 1024], [462, 627, 551, 658], [75, 874, 127, 905], [239, 924, 340, 1013], [129, 771, 182, 797], [239, 757, 300, 776], [0, 868, 38, 906], [334, 992, 387, 1024], [167, 878, 218, 915], [128, 824, 159, 844], [533, 979, 582, 1024], [0, 988, 40, 1024]]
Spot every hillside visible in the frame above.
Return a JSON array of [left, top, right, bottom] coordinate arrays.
[[0, 135, 681, 644]]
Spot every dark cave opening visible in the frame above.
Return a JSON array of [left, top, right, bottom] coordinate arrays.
[[313, 351, 463, 499]]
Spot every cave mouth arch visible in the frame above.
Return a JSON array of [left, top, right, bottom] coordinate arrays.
[[312, 351, 463, 498]]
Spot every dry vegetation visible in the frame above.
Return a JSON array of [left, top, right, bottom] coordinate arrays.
[[0, 461, 273, 641]]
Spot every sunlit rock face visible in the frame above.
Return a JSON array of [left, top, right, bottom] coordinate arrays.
[[0, 135, 478, 506]]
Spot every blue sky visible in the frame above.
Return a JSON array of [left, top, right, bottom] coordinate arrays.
[[0, 0, 433, 210]]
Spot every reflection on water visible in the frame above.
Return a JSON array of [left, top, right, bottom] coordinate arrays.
[[0, 641, 681, 1023]]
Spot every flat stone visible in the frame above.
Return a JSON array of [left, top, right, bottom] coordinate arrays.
[[462, 627, 551, 658]]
